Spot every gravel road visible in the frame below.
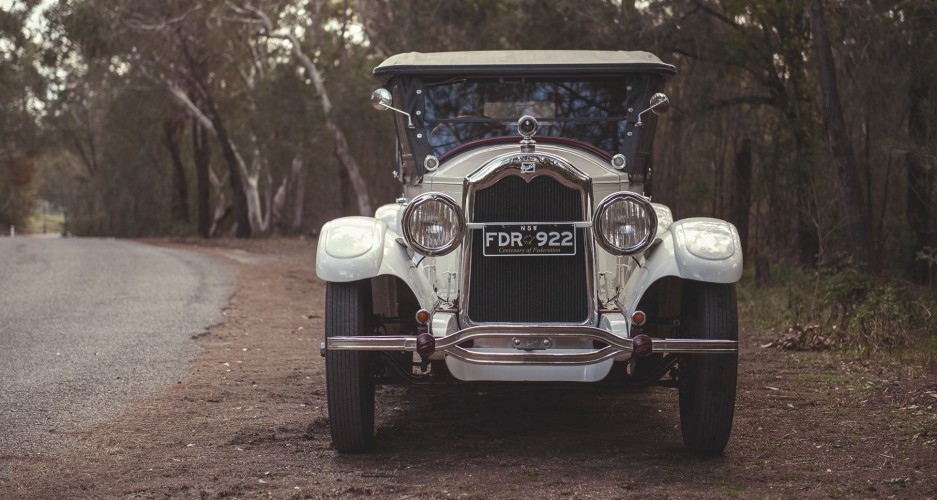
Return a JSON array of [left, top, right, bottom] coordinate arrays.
[[0, 238, 235, 453], [2, 238, 935, 498]]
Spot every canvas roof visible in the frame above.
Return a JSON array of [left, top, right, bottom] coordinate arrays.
[[373, 50, 676, 78]]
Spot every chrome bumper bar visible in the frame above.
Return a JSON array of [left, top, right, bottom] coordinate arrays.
[[326, 325, 737, 366]]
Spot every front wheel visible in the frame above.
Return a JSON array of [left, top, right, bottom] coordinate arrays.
[[325, 280, 375, 453], [678, 282, 738, 456]]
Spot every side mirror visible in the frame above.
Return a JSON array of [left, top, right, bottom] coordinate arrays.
[[371, 88, 392, 111], [370, 88, 414, 128], [635, 93, 670, 127]]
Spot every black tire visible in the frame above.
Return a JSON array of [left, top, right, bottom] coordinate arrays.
[[678, 282, 738, 456], [325, 280, 375, 453]]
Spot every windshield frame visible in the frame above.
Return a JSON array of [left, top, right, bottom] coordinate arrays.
[[382, 71, 668, 182], [420, 76, 644, 158]]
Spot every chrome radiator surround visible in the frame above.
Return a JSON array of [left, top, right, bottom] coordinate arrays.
[[459, 152, 596, 327]]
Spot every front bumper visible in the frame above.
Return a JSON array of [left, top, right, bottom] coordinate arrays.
[[325, 324, 737, 366]]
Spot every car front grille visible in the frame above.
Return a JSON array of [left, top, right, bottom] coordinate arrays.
[[467, 175, 589, 323]]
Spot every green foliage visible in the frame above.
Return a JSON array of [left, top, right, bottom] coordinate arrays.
[[0, 3, 44, 230], [25, 208, 65, 235], [0, 0, 932, 259], [916, 247, 937, 284], [818, 264, 921, 351], [741, 261, 937, 366], [677, 179, 716, 215], [0, 153, 39, 229], [738, 262, 813, 333]]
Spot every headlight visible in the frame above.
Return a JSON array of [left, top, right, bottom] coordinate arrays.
[[401, 192, 465, 256], [593, 192, 658, 255]]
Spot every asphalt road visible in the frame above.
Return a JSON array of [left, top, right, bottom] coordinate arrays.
[[0, 238, 235, 453]]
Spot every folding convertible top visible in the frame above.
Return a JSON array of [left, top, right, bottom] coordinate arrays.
[[373, 50, 676, 78]]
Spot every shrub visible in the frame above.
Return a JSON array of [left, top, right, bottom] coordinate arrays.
[[740, 260, 937, 363]]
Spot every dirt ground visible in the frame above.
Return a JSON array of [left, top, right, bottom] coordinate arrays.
[[2, 238, 936, 498]]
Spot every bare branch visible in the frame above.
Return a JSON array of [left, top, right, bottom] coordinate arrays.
[[123, 6, 198, 32], [688, 0, 743, 31], [708, 95, 776, 111], [232, 2, 371, 215], [54, 110, 98, 176], [352, 0, 394, 57], [166, 83, 216, 134]]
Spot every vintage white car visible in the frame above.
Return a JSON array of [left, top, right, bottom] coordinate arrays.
[[316, 50, 742, 456]]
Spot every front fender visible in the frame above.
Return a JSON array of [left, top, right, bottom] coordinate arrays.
[[622, 218, 743, 312], [316, 216, 390, 281], [316, 217, 433, 308]]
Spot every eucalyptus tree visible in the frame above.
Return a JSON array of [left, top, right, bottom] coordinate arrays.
[[21, 0, 933, 264], [264, 0, 937, 277], [902, 1, 937, 282], [0, 2, 43, 230], [226, 2, 372, 217], [121, 1, 256, 236], [647, 0, 826, 267], [808, 0, 873, 267], [40, 0, 225, 235], [45, 1, 305, 236]]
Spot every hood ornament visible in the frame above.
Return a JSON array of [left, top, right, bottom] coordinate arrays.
[[517, 115, 538, 153]]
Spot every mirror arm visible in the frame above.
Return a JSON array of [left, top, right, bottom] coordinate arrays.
[[384, 104, 415, 129], [635, 103, 660, 128], [635, 93, 670, 128], [371, 88, 416, 129]]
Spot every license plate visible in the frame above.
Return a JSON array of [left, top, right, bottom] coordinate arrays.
[[482, 224, 576, 257]]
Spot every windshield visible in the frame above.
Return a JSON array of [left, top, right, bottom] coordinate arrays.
[[424, 77, 631, 156]]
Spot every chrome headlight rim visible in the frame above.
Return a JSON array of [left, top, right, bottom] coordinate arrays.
[[401, 192, 465, 257], [593, 191, 658, 256]]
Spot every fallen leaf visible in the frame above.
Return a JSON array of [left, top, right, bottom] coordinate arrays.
[[883, 477, 910, 486]]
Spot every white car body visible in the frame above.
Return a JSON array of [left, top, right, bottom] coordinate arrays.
[[317, 143, 742, 382], [317, 50, 742, 455]]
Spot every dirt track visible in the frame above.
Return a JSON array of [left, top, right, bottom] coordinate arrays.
[[2, 238, 936, 498]]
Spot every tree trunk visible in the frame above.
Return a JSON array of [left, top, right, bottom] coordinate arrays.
[[192, 118, 212, 237], [168, 81, 252, 237], [780, 44, 820, 268], [733, 138, 752, 256], [325, 118, 372, 216], [242, 151, 267, 235], [339, 164, 350, 214], [177, 37, 252, 238], [240, 6, 372, 216], [906, 3, 936, 283], [793, 128, 820, 268], [620, 0, 639, 22], [808, 0, 874, 267], [289, 155, 306, 233], [163, 118, 190, 225], [200, 87, 251, 238]]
